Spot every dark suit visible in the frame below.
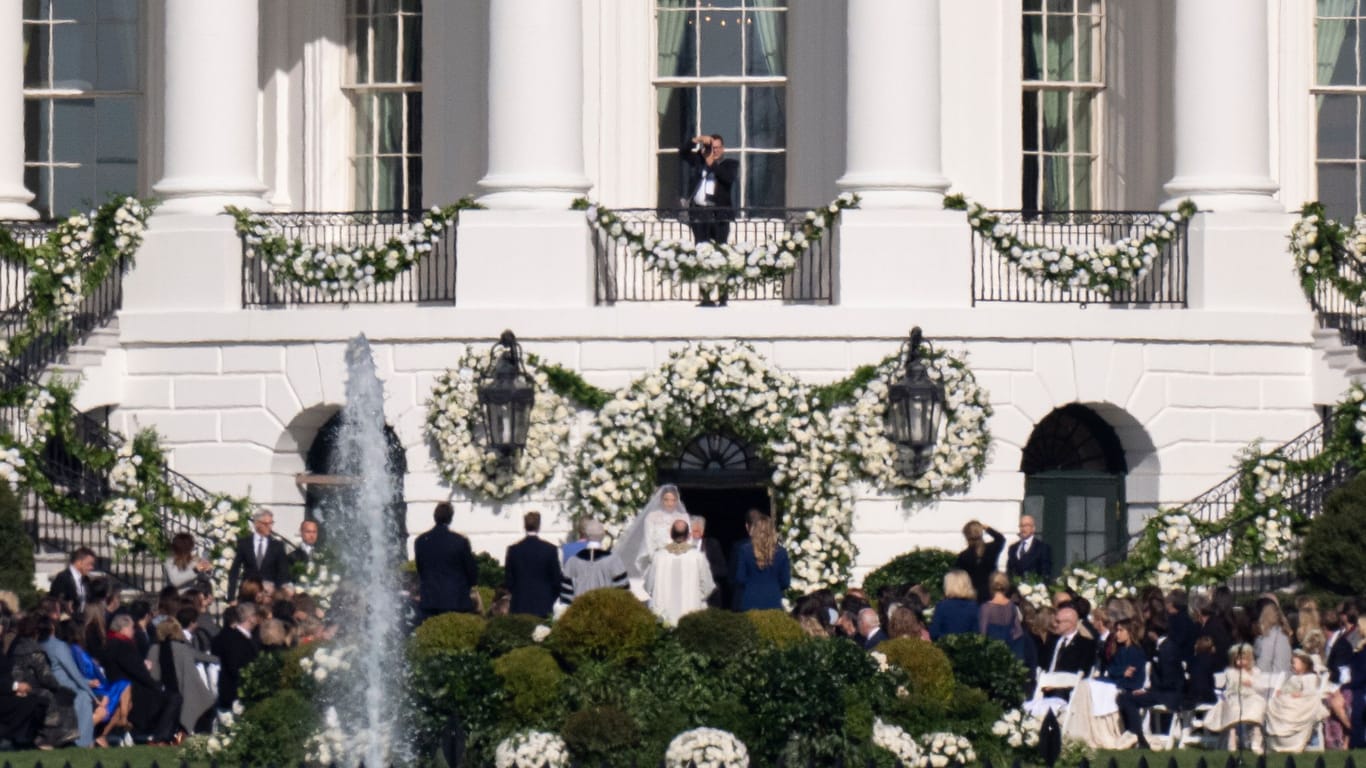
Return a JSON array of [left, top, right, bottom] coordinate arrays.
[[1041, 632, 1098, 677], [1118, 638, 1182, 741], [1197, 615, 1235, 671], [1006, 537, 1053, 580], [0, 652, 44, 748], [504, 535, 561, 618], [697, 538, 728, 608], [211, 627, 259, 711], [226, 534, 291, 599], [100, 635, 179, 742], [678, 141, 739, 244], [414, 524, 479, 617], [47, 567, 89, 614], [1165, 608, 1198, 663], [287, 545, 318, 573], [862, 628, 889, 651], [1329, 628, 1358, 684]]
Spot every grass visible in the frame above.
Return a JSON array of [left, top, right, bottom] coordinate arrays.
[[0, 745, 184, 768]]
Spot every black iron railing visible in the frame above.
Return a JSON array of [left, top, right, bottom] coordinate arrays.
[[1309, 252, 1366, 351], [970, 210, 1188, 306], [591, 208, 836, 304], [240, 210, 458, 307]]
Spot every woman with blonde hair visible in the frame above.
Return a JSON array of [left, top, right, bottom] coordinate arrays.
[[955, 520, 1004, 604], [929, 569, 979, 640], [732, 513, 790, 611], [1255, 600, 1293, 675], [1295, 596, 1323, 648], [978, 572, 1029, 663], [1201, 644, 1267, 750], [887, 602, 930, 641]]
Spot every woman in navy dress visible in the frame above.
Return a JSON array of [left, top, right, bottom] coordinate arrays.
[[929, 570, 979, 639], [732, 514, 790, 611]]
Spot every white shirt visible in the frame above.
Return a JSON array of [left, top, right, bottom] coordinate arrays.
[[692, 168, 715, 206], [644, 544, 715, 626], [68, 565, 85, 600]]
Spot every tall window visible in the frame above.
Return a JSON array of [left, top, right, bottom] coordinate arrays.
[[22, 0, 141, 219], [1022, 0, 1103, 212], [655, 1, 787, 209], [1315, 0, 1366, 219], [345, 0, 422, 210]]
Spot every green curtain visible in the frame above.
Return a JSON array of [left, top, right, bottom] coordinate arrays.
[[1028, 15, 1074, 210], [751, 10, 784, 78], [657, 2, 690, 117], [1316, 0, 1355, 110]]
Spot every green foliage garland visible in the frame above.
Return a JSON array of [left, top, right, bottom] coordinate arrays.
[[1289, 201, 1365, 301], [527, 354, 612, 410]]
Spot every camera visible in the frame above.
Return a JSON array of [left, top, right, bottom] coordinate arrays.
[[693, 140, 712, 155]]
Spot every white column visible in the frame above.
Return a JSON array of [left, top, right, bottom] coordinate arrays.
[[0, 1, 37, 219], [152, 0, 266, 214], [836, 0, 948, 208], [1163, 0, 1279, 211], [477, 0, 591, 209]]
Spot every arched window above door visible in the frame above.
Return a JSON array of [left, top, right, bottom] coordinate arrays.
[[1021, 402, 1126, 474]]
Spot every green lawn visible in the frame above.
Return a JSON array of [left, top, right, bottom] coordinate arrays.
[[0, 745, 183, 768]]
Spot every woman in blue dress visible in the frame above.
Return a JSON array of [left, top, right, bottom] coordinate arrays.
[[59, 619, 132, 743], [929, 570, 979, 639], [732, 513, 790, 611]]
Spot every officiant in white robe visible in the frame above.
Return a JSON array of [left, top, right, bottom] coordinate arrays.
[[644, 519, 714, 626]]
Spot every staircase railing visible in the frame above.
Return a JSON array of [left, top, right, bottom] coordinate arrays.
[[1308, 251, 1366, 352]]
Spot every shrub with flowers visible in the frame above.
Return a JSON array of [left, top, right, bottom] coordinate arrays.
[[844, 351, 992, 500], [1289, 201, 1366, 302], [991, 708, 1043, 751], [426, 346, 573, 500], [1059, 565, 1135, 606], [1015, 580, 1052, 611], [872, 718, 922, 766], [915, 732, 976, 768], [495, 729, 570, 768], [228, 198, 478, 295], [945, 194, 1194, 296], [664, 727, 750, 768], [575, 194, 858, 295]]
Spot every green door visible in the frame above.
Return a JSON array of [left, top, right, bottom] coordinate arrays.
[[1022, 472, 1125, 569]]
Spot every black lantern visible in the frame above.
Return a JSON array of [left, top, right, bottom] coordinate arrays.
[[885, 327, 946, 472], [477, 330, 536, 464]]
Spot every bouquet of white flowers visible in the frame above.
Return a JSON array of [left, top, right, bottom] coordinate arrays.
[[665, 727, 750, 768]]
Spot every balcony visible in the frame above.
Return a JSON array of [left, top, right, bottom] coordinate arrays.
[[239, 210, 457, 307], [969, 210, 1189, 307], [590, 208, 836, 305]]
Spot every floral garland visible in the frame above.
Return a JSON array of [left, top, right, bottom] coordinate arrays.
[[1015, 580, 1052, 611], [664, 727, 750, 768], [872, 718, 921, 766], [944, 194, 1195, 295], [1289, 202, 1366, 301], [991, 708, 1043, 751], [1058, 565, 1136, 607], [573, 193, 858, 293], [425, 347, 573, 500], [294, 557, 343, 611], [494, 729, 570, 768], [228, 198, 479, 295], [844, 351, 992, 500], [916, 732, 976, 768], [568, 342, 858, 590]]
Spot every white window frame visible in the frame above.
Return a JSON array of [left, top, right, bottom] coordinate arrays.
[[1312, 2, 1366, 216], [342, 0, 423, 211]]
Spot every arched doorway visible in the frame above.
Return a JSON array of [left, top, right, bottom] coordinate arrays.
[[657, 433, 771, 587], [1021, 404, 1127, 570], [304, 410, 409, 543]]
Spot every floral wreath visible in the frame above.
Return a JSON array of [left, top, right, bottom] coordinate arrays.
[[494, 730, 570, 768], [573, 193, 858, 293], [844, 351, 992, 500], [426, 347, 573, 500], [665, 727, 750, 768], [227, 198, 479, 295], [568, 341, 857, 591], [944, 194, 1195, 295]]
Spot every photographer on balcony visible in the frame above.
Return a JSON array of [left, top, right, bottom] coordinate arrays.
[[679, 134, 738, 245]]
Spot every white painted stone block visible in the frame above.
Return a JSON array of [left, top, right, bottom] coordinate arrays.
[[1124, 374, 1167, 424], [125, 346, 219, 375], [392, 342, 468, 372], [128, 411, 219, 444], [263, 376, 303, 427], [962, 341, 1035, 372], [1187, 213, 1313, 313], [1210, 345, 1309, 375], [458, 210, 594, 309], [120, 378, 174, 409], [1072, 341, 1115, 402], [122, 216, 240, 311], [971, 370, 1013, 406], [1211, 409, 1317, 444], [990, 404, 1038, 449], [173, 376, 264, 408], [221, 346, 285, 374], [838, 209, 972, 308], [284, 346, 325, 409], [579, 340, 655, 370], [1145, 344, 1210, 373], [1166, 375, 1259, 408], [169, 443, 272, 476], [1034, 344, 1078, 404], [1009, 373, 1057, 423], [1104, 347, 1147, 408], [771, 340, 848, 371], [220, 409, 286, 448], [1146, 408, 1214, 447], [1260, 377, 1313, 409], [314, 343, 348, 405]]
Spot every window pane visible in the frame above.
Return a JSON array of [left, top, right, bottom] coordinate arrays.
[[1041, 90, 1069, 151], [23, 100, 46, 163], [1065, 495, 1085, 532], [657, 154, 684, 209], [745, 86, 785, 149], [377, 156, 403, 209], [51, 164, 94, 216], [1086, 533, 1106, 558], [1024, 0, 1042, 12], [407, 157, 422, 209], [53, 98, 95, 165], [377, 92, 402, 154], [1023, 13, 1042, 80], [657, 10, 695, 78], [1043, 155, 1069, 210], [23, 23, 49, 88], [406, 91, 422, 154], [374, 0, 398, 14], [355, 94, 374, 155], [96, 17, 137, 91], [745, 152, 785, 208], [55, 0, 95, 21], [52, 18, 96, 89], [1076, 12, 1096, 83], [1073, 90, 1093, 153], [401, 14, 421, 82], [699, 10, 742, 76], [1023, 91, 1039, 151], [95, 155, 136, 200], [353, 158, 372, 209], [657, 86, 697, 151], [1045, 13, 1075, 82], [96, 96, 136, 162], [1046, 0, 1074, 12], [700, 86, 740, 147], [745, 11, 784, 77], [1318, 94, 1357, 159], [1022, 154, 1040, 211], [98, 0, 137, 22], [1073, 156, 1093, 209], [1318, 162, 1357, 220], [352, 13, 370, 83], [373, 14, 398, 82]]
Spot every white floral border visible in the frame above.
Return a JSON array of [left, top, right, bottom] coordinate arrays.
[[665, 727, 750, 768]]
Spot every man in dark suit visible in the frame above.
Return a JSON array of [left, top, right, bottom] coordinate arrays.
[[688, 516, 729, 608], [0, 651, 45, 749], [102, 614, 180, 744], [1006, 515, 1053, 581], [227, 509, 291, 600], [414, 502, 479, 618], [47, 546, 96, 615], [212, 603, 260, 714], [287, 519, 322, 573], [678, 134, 739, 244], [858, 608, 888, 651], [1039, 605, 1097, 700], [1117, 631, 1184, 750], [1164, 589, 1198, 663], [504, 511, 561, 618]]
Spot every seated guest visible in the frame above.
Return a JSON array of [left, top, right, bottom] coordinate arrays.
[[100, 614, 181, 745], [929, 570, 979, 640], [211, 603, 260, 712], [1185, 635, 1219, 708], [8, 615, 78, 747], [0, 650, 45, 750], [1064, 618, 1145, 749], [887, 602, 930, 642], [39, 617, 101, 747], [978, 572, 1029, 664], [59, 620, 131, 744], [1118, 621, 1183, 750], [1255, 600, 1294, 676], [147, 619, 219, 736], [1266, 649, 1330, 753], [1200, 643, 1267, 751], [858, 608, 888, 651]]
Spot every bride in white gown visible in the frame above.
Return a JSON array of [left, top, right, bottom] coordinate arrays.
[[616, 484, 691, 578]]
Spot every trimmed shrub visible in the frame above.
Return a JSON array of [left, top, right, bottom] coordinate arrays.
[[218, 690, 314, 765], [745, 609, 807, 649], [0, 484, 36, 609], [476, 551, 505, 589], [546, 588, 660, 668], [935, 633, 1030, 708], [479, 613, 542, 657], [862, 548, 958, 601], [492, 646, 565, 723], [405, 650, 504, 762], [875, 637, 955, 706], [1299, 471, 1366, 595], [676, 608, 759, 660], [411, 612, 486, 657], [561, 705, 640, 767], [475, 585, 497, 615]]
